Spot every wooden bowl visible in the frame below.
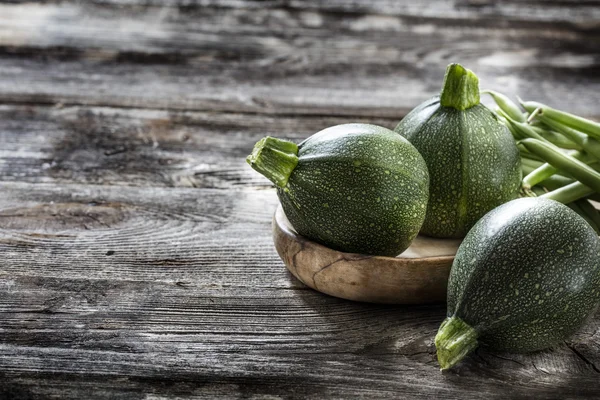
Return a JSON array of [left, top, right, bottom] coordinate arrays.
[[273, 205, 460, 304]]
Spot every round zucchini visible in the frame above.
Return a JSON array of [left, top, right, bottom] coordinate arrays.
[[247, 123, 429, 256], [435, 197, 600, 370], [395, 64, 521, 238]]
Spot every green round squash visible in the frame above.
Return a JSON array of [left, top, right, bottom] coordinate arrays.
[[435, 197, 600, 370], [247, 123, 430, 256], [395, 64, 521, 238]]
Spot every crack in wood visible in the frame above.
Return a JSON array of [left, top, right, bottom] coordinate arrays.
[[474, 348, 491, 366], [531, 361, 552, 376], [484, 352, 527, 367], [0, 98, 401, 120], [565, 341, 600, 374], [289, 237, 305, 278], [310, 255, 372, 291]]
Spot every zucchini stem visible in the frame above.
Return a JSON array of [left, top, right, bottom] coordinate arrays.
[[246, 136, 299, 188], [440, 64, 480, 111], [527, 107, 541, 124], [435, 316, 478, 371]]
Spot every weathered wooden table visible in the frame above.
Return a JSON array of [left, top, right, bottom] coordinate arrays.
[[1, 1, 599, 398]]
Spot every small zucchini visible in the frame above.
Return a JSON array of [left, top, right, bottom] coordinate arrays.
[[435, 197, 600, 370], [247, 124, 430, 256], [395, 64, 521, 238]]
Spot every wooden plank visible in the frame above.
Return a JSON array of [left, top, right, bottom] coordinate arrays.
[[0, 3, 598, 117], [0, 104, 397, 188], [14, 0, 600, 25], [0, 2, 599, 398], [0, 181, 599, 398], [0, 181, 283, 285]]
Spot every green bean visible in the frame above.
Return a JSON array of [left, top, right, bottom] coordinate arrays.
[[526, 107, 542, 123], [529, 125, 580, 150], [529, 119, 546, 128], [522, 164, 535, 176], [503, 115, 547, 142], [520, 99, 600, 141], [495, 108, 521, 139], [535, 175, 600, 203], [520, 138, 600, 193], [588, 193, 600, 203], [519, 140, 545, 161], [529, 186, 546, 197], [542, 181, 594, 204], [535, 173, 600, 203], [522, 185, 546, 198], [521, 151, 545, 164], [521, 157, 544, 171], [539, 174, 574, 190], [522, 166, 573, 189], [535, 116, 600, 161], [522, 150, 593, 189], [523, 163, 559, 189], [482, 90, 526, 122]]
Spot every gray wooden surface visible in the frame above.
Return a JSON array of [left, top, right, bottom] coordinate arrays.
[[0, 1, 599, 399]]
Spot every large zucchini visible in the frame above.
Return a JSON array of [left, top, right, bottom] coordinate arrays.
[[247, 123, 429, 256], [435, 197, 600, 370], [395, 64, 521, 238]]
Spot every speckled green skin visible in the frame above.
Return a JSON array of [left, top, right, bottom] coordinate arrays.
[[447, 197, 600, 352], [279, 124, 429, 256], [395, 96, 521, 238]]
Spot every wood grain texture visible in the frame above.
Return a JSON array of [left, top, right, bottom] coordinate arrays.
[[0, 104, 394, 189], [0, 181, 600, 399], [18, 0, 600, 25], [0, 2, 598, 117], [273, 205, 456, 304], [1, 1, 600, 398]]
